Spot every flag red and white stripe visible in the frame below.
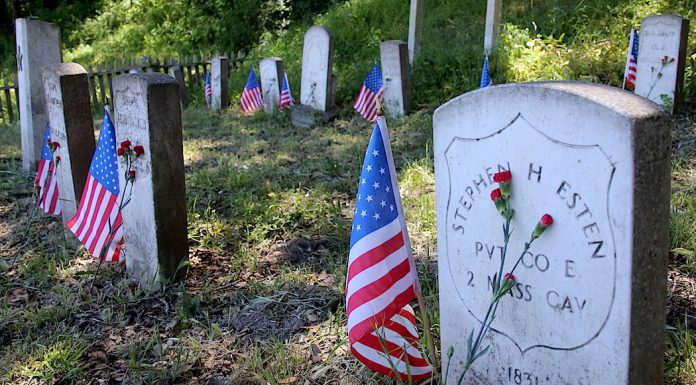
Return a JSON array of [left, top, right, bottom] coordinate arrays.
[[67, 108, 123, 262], [240, 68, 264, 113], [278, 72, 294, 109], [35, 123, 61, 216], [624, 28, 639, 90], [347, 116, 432, 381], [353, 63, 384, 123]]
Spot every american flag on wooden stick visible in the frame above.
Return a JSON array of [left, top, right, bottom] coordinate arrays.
[[353, 63, 384, 123], [204, 72, 212, 109], [624, 29, 639, 90], [35, 123, 61, 216], [240, 68, 264, 114], [278, 72, 294, 109], [346, 116, 432, 381], [67, 107, 123, 262]]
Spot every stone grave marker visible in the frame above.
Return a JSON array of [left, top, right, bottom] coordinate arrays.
[[408, 0, 424, 64], [380, 40, 412, 117], [113, 73, 188, 288], [434, 82, 671, 385], [484, 0, 502, 54], [211, 56, 229, 110], [16, 18, 62, 172], [292, 26, 337, 127], [169, 65, 189, 107], [42, 63, 96, 224], [635, 14, 690, 113], [259, 57, 284, 114]]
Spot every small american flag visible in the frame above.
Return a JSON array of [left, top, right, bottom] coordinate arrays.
[[240, 68, 264, 114], [204, 72, 212, 109], [35, 123, 61, 215], [67, 107, 123, 262], [347, 116, 432, 381], [353, 63, 384, 123], [624, 29, 639, 90], [278, 72, 294, 109], [480, 55, 493, 88]]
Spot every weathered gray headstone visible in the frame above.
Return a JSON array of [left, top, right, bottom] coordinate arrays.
[[635, 14, 690, 113], [380, 40, 412, 117], [211, 56, 229, 110], [259, 58, 284, 114], [408, 0, 424, 64], [434, 82, 671, 385], [484, 0, 502, 54], [169, 65, 189, 107], [16, 18, 61, 172], [113, 73, 188, 288], [42, 63, 96, 224], [300, 26, 333, 111]]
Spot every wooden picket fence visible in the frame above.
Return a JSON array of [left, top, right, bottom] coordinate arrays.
[[0, 51, 245, 124]]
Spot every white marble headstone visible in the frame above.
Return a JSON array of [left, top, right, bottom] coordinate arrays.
[[259, 58, 284, 114], [211, 56, 229, 110], [380, 40, 412, 117], [16, 18, 61, 172], [300, 26, 333, 111], [635, 14, 689, 113], [434, 82, 671, 385]]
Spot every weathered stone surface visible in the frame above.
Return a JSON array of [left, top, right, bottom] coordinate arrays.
[[408, 0, 424, 64], [42, 63, 95, 224], [380, 40, 412, 117], [211, 56, 229, 110], [635, 14, 690, 113], [484, 0, 502, 54], [290, 104, 336, 128], [169, 65, 189, 107], [16, 18, 61, 172], [113, 73, 188, 289], [300, 26, 333, 111], [259, 58, 284, 115], [434, 81, 671, 385]]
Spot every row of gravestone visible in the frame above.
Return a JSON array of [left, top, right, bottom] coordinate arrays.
[[206, 26, 412, 128], [16, 15, 681, 385]]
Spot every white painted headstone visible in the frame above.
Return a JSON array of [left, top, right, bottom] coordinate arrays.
[[300, 26, 333, 111], [259, 58, 284, 114], [484, 0, 502, 54], [113, 73, 188, 289], [408, 0, 424, 64], [635, 14, 689, 113], [380, 40, 412, 117], [16, 18, 61, 172], [42, 63, 95, 224], [211, 56, 229, 110], [434, 82, 671, 385]]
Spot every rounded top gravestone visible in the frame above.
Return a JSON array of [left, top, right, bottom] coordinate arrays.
[[300, 26, 333, 111], [434, 81, 671, 385]]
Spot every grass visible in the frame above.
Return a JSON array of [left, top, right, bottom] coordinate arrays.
[[0, 102, 693, 384]]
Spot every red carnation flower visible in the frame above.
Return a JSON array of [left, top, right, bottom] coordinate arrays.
[[121, 140, 132, 149], [490, 188, 502, 201], [133, 145, 144, 156], [128, 170, 136, 179], [117, 147, 125, 156], [541, 213, 553, 227], [503, 273, 515, 282], [532, 213, 554, 240], [55, 156, 61, 162], [493, 170, 512, 183]]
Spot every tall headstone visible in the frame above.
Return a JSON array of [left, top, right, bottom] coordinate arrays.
[[380, 40, 412, 117], [434, 82, 671, 385], [292, 26, 336, 127], [484, 0, 502, 54], [169, 65, 189, 107], [15, 18, 61, 172], [210, 56, 229, 110], [408, 0, 424, 64], [635, 14, 689, 113], [113, 73, 188, 288], [42, 63, 96, 224], [300, 26, 333, 111], [259, 58, 284, 114]]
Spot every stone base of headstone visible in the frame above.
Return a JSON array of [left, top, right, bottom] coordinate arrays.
[[290, 104, 337, 128]]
